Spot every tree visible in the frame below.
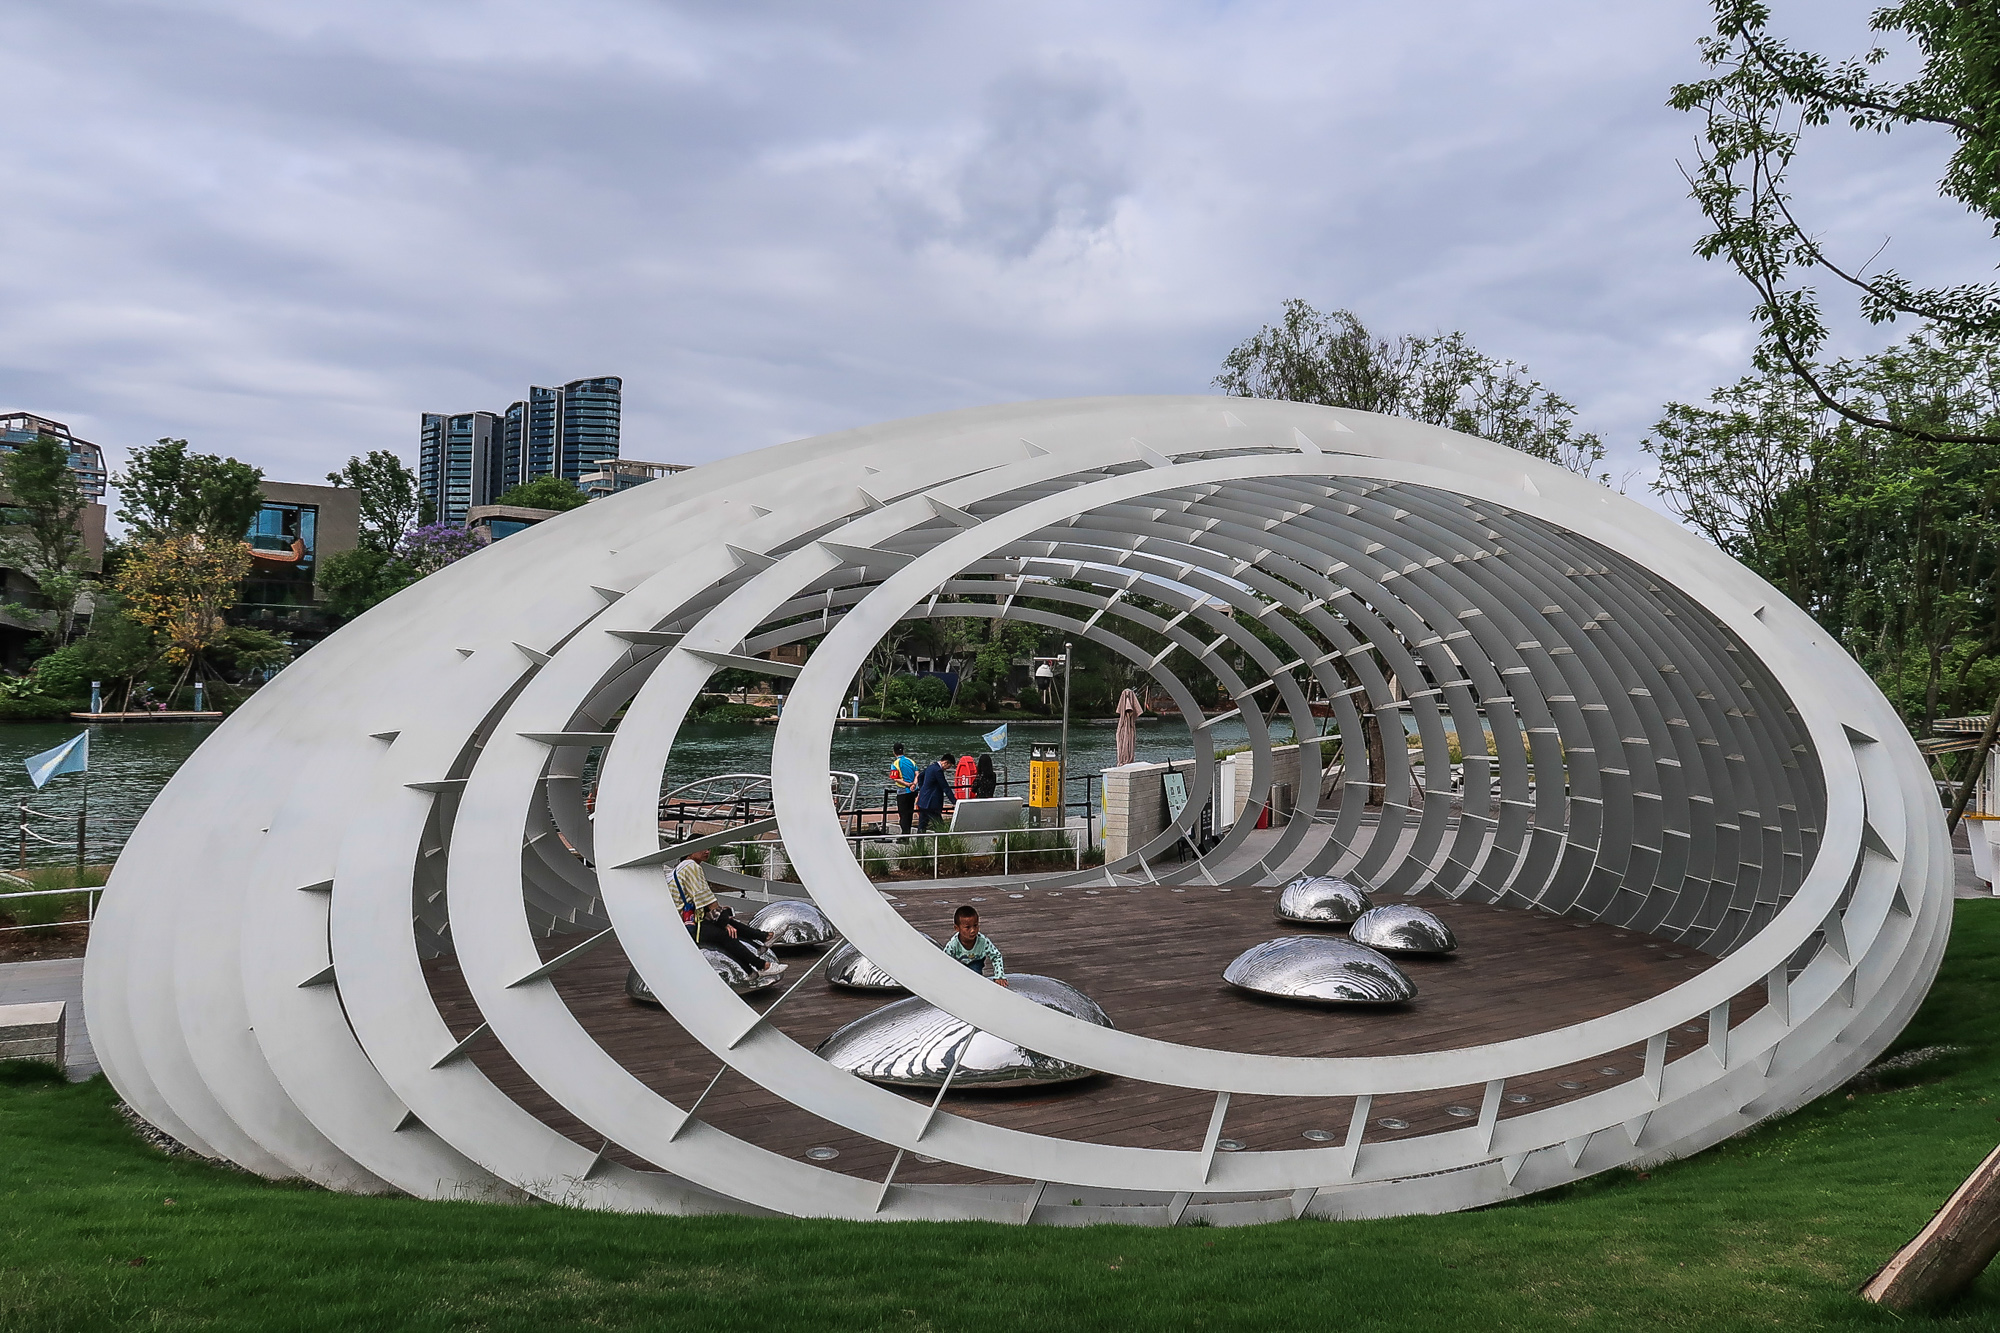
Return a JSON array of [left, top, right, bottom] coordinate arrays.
[[326, 450, 420, 552], [1670, 1, 2000, 449], [1646, 328, 2000, 733], [115, 438, 265, 541], [0, 432, 91, 643], [1214, 301, 1608, 477], [396, 522, 483, 576], [493, 476, 588, 512], [317, 547, 409, 621], [114, 535, 253, 699]]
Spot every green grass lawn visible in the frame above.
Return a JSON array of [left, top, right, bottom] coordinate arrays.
[[10, 904, 2000, 1332]]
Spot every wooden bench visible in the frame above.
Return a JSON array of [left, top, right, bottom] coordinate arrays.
[[0, 1001, 66, 1075]]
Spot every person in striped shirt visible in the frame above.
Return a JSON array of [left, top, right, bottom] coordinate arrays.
[[944, 905, 1008, 986], [671, 850, 783, 977]]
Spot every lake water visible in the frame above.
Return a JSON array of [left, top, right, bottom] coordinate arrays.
[[0, 713, 1318, 865], [0, 721, 217, 865]]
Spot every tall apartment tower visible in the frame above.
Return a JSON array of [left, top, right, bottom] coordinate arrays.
[[418, 410, 502, 526], [420, 376, 620, 524], [498, 376, 622, 494]]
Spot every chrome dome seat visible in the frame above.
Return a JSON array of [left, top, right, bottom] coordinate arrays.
[[749, 899, 840, 950], [1222, 937, 1417, 1004], [823, 936, 941, 991], [1275, 875, 1373, 926], [627, 943, 781, 1004], [1349, 904, 1458, 955], [816, 974, 1112, 1088]]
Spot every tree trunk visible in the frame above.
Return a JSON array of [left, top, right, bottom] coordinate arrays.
[[1863, 1142, 2000, 1310]]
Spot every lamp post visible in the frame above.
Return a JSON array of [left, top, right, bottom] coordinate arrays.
[[1059, 641, 1073, 835]]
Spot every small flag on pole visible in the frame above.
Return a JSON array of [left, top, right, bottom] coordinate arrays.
[[25, 732, 88, 790], [983, 723, 1008, 752]]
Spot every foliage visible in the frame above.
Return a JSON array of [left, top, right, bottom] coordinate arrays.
[[113, 536, 252, 672], [962, 619, 1041, 712], [114, 439, 264, 542], [1646, 328, 2000, 730], [313, 522, 486, 623], [396, 522, 484, 577], [860, 841, 898, 879], [1215, 301, 1608, 478], [316, 547, 410, 621], [1670, 1, 2000, 446], [493, 476, 588, 512], [12, 903, 2000, 1326], [29, 645, 92, 699], [0, 864, 108, 931], [326, 450, 421, 553], [207, 626, 291, 677], [878, 673, 958, 724], [55, 597, 164, 705], [0, 433, 91, 644], [730, 840, 769, 878]]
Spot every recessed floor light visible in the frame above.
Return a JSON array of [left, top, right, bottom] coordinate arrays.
[[1376, 1117, 1411, 1130], [1505, 1093, 1532, 1105], [805, 1146, 839, 1161], [1596, 1067, 1622, 1076], [1216, 1138, 1245, 1152], [1558, 1080, 1584, 1090], [1302, 1129, 1335, 1142]]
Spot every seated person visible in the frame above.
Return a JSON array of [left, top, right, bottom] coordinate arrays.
[[943, 905, 1008, 986], [670, 848, 784, 977]]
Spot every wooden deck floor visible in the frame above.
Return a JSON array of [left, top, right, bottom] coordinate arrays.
[[424, 884, 1763, 1190]]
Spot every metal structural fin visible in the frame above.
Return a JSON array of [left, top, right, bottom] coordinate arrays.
[[590, 585, 625, 603], [606, 629, 684, 646], [926, 496, 981, 527], [518, 732, 618, 747], [297, 964, 335, 988], [432, 1022, 490, 1068], [297, 879, 333, 894], [514, 643, 552, 665], [819, 541, 915, 571], [612, 817, 780, 869], [508, 927, 618, 988], [725, 544, 776, 572], [369, 731, 399, 743], [684, 649, 803, 679], [405, 779, 467, 795]]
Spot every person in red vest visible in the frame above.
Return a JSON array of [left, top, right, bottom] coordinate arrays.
[[953, 752, 979, 801]]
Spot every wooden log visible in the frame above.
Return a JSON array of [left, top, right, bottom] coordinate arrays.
[[1862, 1142, 2000, 1309]]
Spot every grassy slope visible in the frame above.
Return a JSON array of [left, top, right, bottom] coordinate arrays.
[[8, 904, 2000, 1332]]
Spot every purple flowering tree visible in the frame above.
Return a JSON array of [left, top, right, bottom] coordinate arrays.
[[396, 521, 484, 577]]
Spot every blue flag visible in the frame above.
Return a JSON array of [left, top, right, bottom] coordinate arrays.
[[25, 731, 88, 790], [983, 723, 1008, 751]]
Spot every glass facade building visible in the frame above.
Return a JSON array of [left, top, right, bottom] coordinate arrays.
[[240, 498, 320, 609], [418, 410, 502, 526], [0, 412, 108, 500], [425, 376, 620, 521]]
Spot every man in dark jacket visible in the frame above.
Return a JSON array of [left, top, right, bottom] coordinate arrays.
[[915, 751, 957, 833]]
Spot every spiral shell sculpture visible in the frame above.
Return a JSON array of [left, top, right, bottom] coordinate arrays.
[[83, 396, 1948, 1224]]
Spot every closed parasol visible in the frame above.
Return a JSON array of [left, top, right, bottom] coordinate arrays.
[[1115, 687, 1142, 766]]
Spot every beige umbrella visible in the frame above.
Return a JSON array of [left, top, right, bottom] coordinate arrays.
[[1115, 688, 1142, 767]]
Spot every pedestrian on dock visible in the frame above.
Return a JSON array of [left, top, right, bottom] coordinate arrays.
[[916, 751, 955, 833], [888, 743, 918, 835], [945, 905, 1007, 986], [972, 752, 997, 799]]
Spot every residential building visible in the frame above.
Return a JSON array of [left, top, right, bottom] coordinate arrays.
[[0, 411, 109, 500], [420, 375, 622, 525], [237, 480, 361, 633], [579, 457, 688, 499], [418, 410, 502, 527]]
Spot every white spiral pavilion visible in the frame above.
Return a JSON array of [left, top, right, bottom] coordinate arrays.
[[84, 397, 1949, 1224]]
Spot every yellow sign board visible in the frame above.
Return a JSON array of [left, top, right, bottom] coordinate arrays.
[[1028, 744, 1060, 808]]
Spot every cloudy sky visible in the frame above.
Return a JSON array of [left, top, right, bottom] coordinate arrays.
[[0, 1, 1984, 507]]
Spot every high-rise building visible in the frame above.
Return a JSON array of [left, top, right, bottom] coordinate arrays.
[[418, 410, 502, 527], [423, 376, 621, 523], [0, 411, 108, 499]]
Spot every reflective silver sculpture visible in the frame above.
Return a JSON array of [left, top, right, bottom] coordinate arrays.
[[816, 974, 1112, 1088], [824, 936, 938, 991], [1349, 904, 1458, 955], [627, 944, 780, 1004], [1275, 875, 1372, 926], [749, 899, 840, 950], [1222, 937, 1417, 1003]]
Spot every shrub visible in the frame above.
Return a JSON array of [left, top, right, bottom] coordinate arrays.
[[860, 842, 899, 879], [30, 646, 90, 699], [1, 864, 107, 933], [732, 841, 769, 878], [929, 834, 972, 877]]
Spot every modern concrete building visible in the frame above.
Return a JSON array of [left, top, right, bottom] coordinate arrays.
[[238, 480, 361, 623], [0, 412, 110, 662], [580, 457, 688, 499], [465, 502, 561, 544], [420, 377, 621, 523]]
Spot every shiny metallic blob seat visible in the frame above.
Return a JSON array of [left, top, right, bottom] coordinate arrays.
[[1222, 937, 1416, 1004], [1349, 904, 1458, 955], [824, 936, 940, 991], [1275, 875, 1373, 926], [627, 944, 781, 1004], [750, 899, 840, 950], [816, 974, 1112, 1088]]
